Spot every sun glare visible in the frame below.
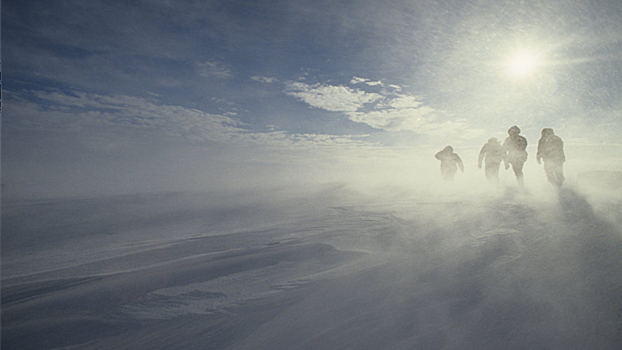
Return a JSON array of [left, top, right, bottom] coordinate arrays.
[[507, 50, 539, 78]]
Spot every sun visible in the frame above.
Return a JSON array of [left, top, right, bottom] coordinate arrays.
[[507, 50, 540, 79]]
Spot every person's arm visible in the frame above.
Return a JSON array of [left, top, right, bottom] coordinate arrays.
[[456, 155, 464, 172], [536, 138, 544, 164], [478, 145, 486, 168], [502, 140, 510, 169]]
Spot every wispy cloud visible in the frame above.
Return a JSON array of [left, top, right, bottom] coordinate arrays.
[[282, 78, 489, 141], [346, 94, 436, 132], [6, 90, 378, 151], [195, 61, 231, 78], [350, 76, 383, 87], [349, 77, 368, 85], [284, 82, 382, 112], [252, 76, 277, 83], [9, 90, 245, 143]]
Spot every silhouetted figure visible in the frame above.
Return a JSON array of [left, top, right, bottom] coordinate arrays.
[[502, 125, 528, 186], [435, 146, 464, 182], [478, 137, 503, 183], [537, 128, 565, 187]]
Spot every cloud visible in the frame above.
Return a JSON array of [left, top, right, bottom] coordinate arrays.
[[233, 131, 373, 151], [5, 90, 378, 151], [344, 94, 442, 133], [350, 77, 368, 85], [282, 78, 490, 141], [350, 76, 383, 87], [195, 61, 231, 78], [284, 80, 440, 133], [347, 107, 435, 132], [284, 82, 382, 112], [9, 90, 246, 143], [252, 76, 277, 83]]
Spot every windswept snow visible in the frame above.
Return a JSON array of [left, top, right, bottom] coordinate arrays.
[[2, 184, 622, 349]]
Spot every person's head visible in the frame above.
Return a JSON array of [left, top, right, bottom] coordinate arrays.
[[508, 125, 521, 135], [488, 137, 498, 144], [443, 145, 453, 153], [541, 128, 554, 137]]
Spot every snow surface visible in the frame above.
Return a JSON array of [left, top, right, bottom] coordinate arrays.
[[2, 183, 622, 349]]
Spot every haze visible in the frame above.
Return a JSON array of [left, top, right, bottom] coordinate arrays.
[[2, 1, 622, 349], [3, 0, 622, 199]]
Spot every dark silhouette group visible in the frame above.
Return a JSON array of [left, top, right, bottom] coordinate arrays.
[[435, 125, 566, 188]]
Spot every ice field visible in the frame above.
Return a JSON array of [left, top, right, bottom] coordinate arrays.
[[2, 181, 622, 349]]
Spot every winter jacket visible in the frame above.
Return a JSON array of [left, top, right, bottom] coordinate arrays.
[[478, 141, 504, 166], [537, 135, 565, 163], [503, 135, 528, 163]]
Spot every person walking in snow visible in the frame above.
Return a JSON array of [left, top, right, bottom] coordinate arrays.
[[435, 145, 464, 182], [502, 125, 528, 186], [478, 137, 504, 183], [537, 128, 565, 187]]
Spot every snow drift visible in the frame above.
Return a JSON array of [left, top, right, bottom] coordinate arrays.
[[2, 183, 622, 349]]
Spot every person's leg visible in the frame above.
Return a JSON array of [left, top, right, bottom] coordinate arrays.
[[512, 162, 524, 186], [554, 162, 565, 187], [485, 163, 494, 180], [548, 161, 565, 187], [442, 169, 453, 182], [486, 162, 500, 183]]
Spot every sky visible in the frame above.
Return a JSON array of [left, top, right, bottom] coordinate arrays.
[[3, 0, 622, 198]]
